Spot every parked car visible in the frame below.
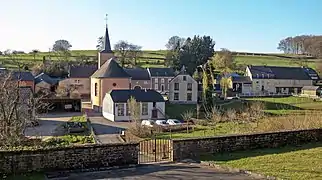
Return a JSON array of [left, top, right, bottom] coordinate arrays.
[[166, 119, 182, 125], [141, 120, 155, 127], [155, 120, 168, 126]]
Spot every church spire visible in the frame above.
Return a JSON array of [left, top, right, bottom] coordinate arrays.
[[101, 14, 113, 53]]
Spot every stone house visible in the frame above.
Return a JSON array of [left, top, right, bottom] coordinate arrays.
[[124, 68, 151, 89], [58, 65, 97, 99], [34, 73, 57, 93], [245, 65, 319, 95], [102, 89, 165, 122], [168, 67, 198, 104], [147, 68, 175, 94]]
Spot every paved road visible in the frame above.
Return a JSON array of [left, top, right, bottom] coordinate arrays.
[[24, 112, 82, 137], [89, 117, 131, 144], [50, 163, 263, 180]]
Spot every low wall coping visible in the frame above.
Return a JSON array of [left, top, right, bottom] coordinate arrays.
[[172, 128, 322, 142], [0, 142, 139, 155]]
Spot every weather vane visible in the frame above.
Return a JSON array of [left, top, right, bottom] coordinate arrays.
[[105, 14, 108, 27]]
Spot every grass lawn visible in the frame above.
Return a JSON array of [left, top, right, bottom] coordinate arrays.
[[156, 122, 247, 139], [247, 97, 322, 114], [200, 143, 322, 180], [6, 173, 45, 180]]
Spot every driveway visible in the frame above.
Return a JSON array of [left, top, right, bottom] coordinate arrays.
[[49, 163, 263, 180], [24, 112, 82, 137], [89, 116, 131, 144]]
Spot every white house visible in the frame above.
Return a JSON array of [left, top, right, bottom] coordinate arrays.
[[102, 89, 166, 122], [168, 67, 198, 104]]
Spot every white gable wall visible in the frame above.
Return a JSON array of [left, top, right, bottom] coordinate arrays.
[[169, 74, 198, 104], [102, 94, 115, 121]]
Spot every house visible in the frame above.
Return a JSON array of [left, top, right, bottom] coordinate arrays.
[[34, 73, 57, 93], [124, 68, 151, 89], [58, 65, 97, 99], [245, 65, 319, 95], [91, 58, 131, 112], [216, 73, 252, 95], [13, 71, 35, 91], [102, 89, 166, 122], [147, 68, 175, 94], [301, 86, 322, 98], [168, 67, 198, 104]]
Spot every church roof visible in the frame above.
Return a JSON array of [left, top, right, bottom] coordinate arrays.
[[91, 58, 131, 78], [100, 26, 113, 53]]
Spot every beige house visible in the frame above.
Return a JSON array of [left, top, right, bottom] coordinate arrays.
[[168, 67, 198, 104], [102, 89, 165, 122], [147, 68, 175, 94], [245, 65, 319, 95], [124, 68, 151, 89], [58, 65, 97, 99]]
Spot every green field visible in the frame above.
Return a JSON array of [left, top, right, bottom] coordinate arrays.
[[0, 50, 319, 70], [200, 143, 322, 180], [159, 97, 322, 139]]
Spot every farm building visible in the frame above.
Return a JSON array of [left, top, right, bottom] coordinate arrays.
[[301, 86, 322, 97]]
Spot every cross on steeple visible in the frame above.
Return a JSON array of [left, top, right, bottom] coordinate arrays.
[[104, 14, 108, 27]]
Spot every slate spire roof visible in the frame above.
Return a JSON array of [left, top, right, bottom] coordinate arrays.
[[100, 26, 113, 53], [91, 58, 131, 78]]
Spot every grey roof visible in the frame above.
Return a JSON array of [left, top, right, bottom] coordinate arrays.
[[69, 65, 97, 78], [124, 68, 150, 80], [100, 26, 113, 53], [148, 68, 175, 77], [302, 86, 321, 91], [91, 58, 131, 78], [34, 73, 56, 85], [248, 65, 319, 80], [232, 76, 252, 82], [13, 71, 34, 81], [109, 89, 165, 103]]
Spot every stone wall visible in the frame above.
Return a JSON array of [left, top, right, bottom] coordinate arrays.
[[0, 143, 138, 174], [172, 128, 322, 161]]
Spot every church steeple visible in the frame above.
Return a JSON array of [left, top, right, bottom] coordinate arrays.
[[100, 14, 113, 53]]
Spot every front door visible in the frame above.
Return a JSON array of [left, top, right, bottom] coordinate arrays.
[[152, 109, 158, 118]]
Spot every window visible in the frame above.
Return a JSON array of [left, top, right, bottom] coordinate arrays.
[[174, 83, 179, 90], [187, 93, 192, 101], [183, 76, 187, 81], [94, 83, 98, 96], [116, 103, 125, 116], [113, 83, 117, 87], [144, 81, 148, 84], [155, 78, 158, 83], [161, 78, 164, 83], [174, 93, 179, 100], [187, 83, 192, 91], [154, 83, 158, 90], [262, 74, 265, 78], [141, 103, 148, 115], [74, 80, 80, 83]]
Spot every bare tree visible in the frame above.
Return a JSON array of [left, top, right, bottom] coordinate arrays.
[[128, 44, 142, 66], [127, 96, 141, 124], [114, 40, 131, 67], [31, 49, 40, 60], [96, 36, 104, 51]]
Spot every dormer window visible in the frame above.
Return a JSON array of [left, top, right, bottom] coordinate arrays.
[[262, 74, 265, 78], [256, 74, 259, 78], [267, 74, 270, 78]]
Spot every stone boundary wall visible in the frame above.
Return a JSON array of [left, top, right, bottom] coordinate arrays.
[[172, 128, 322, 161], [0, 143, 138, 174]]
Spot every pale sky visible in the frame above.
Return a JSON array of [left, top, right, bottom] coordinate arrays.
[[1, 0, 321, 53]]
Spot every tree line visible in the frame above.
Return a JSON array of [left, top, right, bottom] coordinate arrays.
[[277, 35, 322, 57]]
